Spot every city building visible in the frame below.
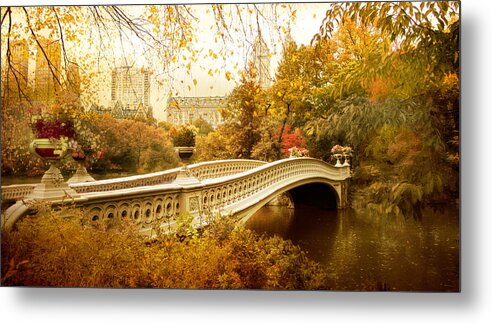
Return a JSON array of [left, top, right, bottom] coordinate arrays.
[[250, 31, 273, 89], [34, 38, 61, 103], [111, 66, 150, 110], [166, 96, 226, 128], [89, 66, 154, 121], [2, 39, 30, 106], [3, 38, 84, 117]]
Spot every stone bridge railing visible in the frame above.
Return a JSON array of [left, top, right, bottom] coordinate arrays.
[[1, 184, 37, 202], [77, 158, 350, 235], [2, 158, 350, 234], [1, 159, 266, 201], [188, 159, 266, 180]]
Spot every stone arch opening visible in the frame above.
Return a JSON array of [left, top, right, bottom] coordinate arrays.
[[288, 182, 339, 210]]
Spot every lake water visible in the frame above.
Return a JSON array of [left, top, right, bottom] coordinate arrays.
[[2, 174, 459, 291], [245, 204, 460, 291]]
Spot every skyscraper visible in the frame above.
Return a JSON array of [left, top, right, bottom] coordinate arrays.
[[111, 66, 150, 110], [2, 39, 29, 105], [34, 38, 61, 103]]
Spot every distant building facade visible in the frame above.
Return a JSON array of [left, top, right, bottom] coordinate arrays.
[[250, 31, 272, 89], [111, 66, 150, 110], [166, 96, 226, 128], [89, 66, 153, 121], [34, 38, 61, 103]]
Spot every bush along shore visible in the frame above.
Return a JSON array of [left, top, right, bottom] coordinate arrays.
[[1, 204, 329, 289]]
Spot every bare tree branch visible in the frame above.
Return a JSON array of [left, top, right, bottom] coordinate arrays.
[[3, 7, 31, 105], [1, 6, 10, 27], [51, 7, 80, 94], [22, 7, 62, 87]]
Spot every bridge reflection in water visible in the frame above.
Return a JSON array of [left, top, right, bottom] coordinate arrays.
[[2, 158, 351, 234]]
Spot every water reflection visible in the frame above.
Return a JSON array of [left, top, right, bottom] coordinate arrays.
[[245, 204, 459, 291]]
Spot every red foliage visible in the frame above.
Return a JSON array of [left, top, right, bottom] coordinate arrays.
[[33, 119, 75, 139], [274, 126, 306, 156]]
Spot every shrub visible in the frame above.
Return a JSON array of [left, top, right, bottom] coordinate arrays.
[[169, 124, 198, 147], [1, 206, 328, 289], [91, 118, 180, 173]]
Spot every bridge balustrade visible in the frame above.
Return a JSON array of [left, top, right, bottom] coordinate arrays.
[[199, 159, 340, 213], [1, 184, 36, 202], [187, 160, 266, 180], [1, 159, 266, 202], [3, 158, 350, 234]]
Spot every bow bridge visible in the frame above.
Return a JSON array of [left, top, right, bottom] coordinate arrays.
[[2, 158, 351, 234]]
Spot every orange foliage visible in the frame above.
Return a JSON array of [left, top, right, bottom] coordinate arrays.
[[1, 206, 328, 289], [366, 77, 396, 103], [386, 129, 422, 167]]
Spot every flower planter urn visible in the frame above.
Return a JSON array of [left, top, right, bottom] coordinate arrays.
[[27, 138, 79, 200], [67, 152, 96, 184], [175, 146, 195, 163], [29, 138, 68, 160]]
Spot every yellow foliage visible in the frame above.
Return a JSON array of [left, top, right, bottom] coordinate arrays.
[[443, 72, 459, 89], [1, 206, 328, 289]]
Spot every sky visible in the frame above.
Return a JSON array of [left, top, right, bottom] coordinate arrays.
[[1, 2, 332, 121], [84, 2, 332, 121], [149, 3, 331, 121]]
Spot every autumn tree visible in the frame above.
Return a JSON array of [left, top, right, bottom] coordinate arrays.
[[192, 117, 214, 136], [301, 1, 460, 216], [261, 38, 322, 159], [311, 2, 460, 159], [1, 4, 297, 104], [221, 63, 264, 159], [91, 117, 180, 173], [1, 4, 299, 173], [194, 125, 236, 162], [314, 2, 459, 86]]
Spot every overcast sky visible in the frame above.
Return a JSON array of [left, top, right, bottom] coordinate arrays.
[[84, 2, 332, 121], [1, 2, 332, 121]]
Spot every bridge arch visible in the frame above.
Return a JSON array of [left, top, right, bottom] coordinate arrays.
[[288, 181, 339, 210], [232, 176, 345, 225]]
